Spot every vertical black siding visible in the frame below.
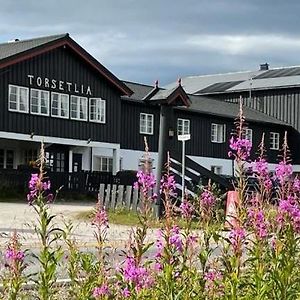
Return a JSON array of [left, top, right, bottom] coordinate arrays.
[[0, 46, 121, 143]]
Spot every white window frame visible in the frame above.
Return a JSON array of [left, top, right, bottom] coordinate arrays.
[[270, 132, 280, 150], [51, 92, 69, 119], [97, 156, 113, 172], [89, 98, 106, 123], [211, 123, 226, 143], [177, 118, 190, 135], [140, 113, 154, 135], [8, 84, 29, 113], [70, 95, 88, 121], [30, 88, 50, 116], [244, 128, 253, 143]]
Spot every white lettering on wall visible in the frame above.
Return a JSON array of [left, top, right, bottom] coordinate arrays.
[[27, 74, 92, 96]]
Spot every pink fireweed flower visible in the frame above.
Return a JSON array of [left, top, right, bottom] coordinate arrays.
[[169, 225, 183, 253], [180, 198, 194, 219], [93, 284, 110, 298], [252, 158, 269, 178], [204, 269, 224, 296], [123, 257, 154, 291], [134, 170, 157, 202], [5, 248, 24, 262], [229, 136, 252, 160], [160, 173, 177, 197], [277, 196, 300, 233], [121, 287, 131, 298], [27, 173, 53, 204], [229, 226, 246, 253], [293, 178, 300, 193], [200, 189, 216, 217], [247, 208, 268, 239], [92, 206, 109, 228], [275, 161, 293, 184]]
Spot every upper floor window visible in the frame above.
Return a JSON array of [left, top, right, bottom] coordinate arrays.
[[90, 98, 106, 123], [30, 89, 49, 116], [70, 96, 88, 121], [270, 132, 280, 150], [177, 118, 190, 136], [140, 113, 154, 135], [51, 92, 69, 119], [244, 128, 253, 143], [8, 85, 29, 113], [211, 123, 226, 143]]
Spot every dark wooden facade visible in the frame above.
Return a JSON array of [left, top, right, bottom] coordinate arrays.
[[120, 99, 295, 164], [0, 46, 122, 143]]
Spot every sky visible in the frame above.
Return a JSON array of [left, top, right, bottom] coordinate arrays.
[[0, 0, 300, 86]]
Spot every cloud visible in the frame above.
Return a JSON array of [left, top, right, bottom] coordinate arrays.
[[186, 34, 300, 56]]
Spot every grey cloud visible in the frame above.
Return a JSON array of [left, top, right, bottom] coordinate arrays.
[[0, 0, 299, 84]]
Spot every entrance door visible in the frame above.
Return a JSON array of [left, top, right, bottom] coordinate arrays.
[[72, 153, 82, 172]]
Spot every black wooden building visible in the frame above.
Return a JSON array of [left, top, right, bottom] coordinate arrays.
[[0, 34, 299, 186]]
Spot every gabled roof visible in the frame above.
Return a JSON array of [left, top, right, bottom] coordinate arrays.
[[0, 34, 67, 60], [123, 80, 289, 127], [185, 95, 287, 126], [165, 65, 300, 95], [0, 33, 132, 96]]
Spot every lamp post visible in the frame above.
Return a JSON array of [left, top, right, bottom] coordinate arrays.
[[178, 133, 190, 202]]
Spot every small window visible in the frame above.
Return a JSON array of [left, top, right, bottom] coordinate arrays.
[[8, 85, 29, 113], [270, 132, 280, 150], [177, 118, 190, 135], [30, 89, 50, 116], [140, 113, 154, 135], [24, 149, 38, 164], [244, 128, 253, 143], [90, 98, 106, 123], [95, 157, 113, 172], [211, 166, 222, 175], [211, 123, 226, 143], [70, 96, 88, 121], [51, 92, 69, 119]]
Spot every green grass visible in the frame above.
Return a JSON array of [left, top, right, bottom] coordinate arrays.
[[75, 207, 208, 229]]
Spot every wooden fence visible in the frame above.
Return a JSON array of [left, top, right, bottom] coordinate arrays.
[[98, 184, 142, 211], [97, 183, 157, 212]]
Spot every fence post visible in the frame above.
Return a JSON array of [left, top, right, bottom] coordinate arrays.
[[104, 184, 111, 209], [110, 185, 117, 211], [116, 185, 124, 208], [125, 186, 132, 210]]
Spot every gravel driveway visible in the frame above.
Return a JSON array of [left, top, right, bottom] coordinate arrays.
[[0, 202, 158, 249]]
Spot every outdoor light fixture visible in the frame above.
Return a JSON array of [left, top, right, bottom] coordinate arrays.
[[168, 128, 174, 137], [87, 138, 91, 144], [30, 132, 34, 139]]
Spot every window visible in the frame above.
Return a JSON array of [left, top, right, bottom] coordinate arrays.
[[95, 157, 113, 172], [51, 92, 69, 118], [140, 113, 154, 135], [244, 128, 253, 143], [70, 96, 88, 121], [24, 149, 38, 164], [8, 85, 29, 113], [90, 98, 106, 123], [0, 149, 14, 169], [211, 123, 226, 143], [30, 89, 50, 115], [211, 166, 222, 175], [270, 132, 280, 150], [177, 118, 190, 135], [45, 152, 65, 172]]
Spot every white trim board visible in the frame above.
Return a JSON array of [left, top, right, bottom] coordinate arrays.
[[0, 131, 120, 149]]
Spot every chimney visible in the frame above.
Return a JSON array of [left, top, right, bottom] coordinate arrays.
[[260, 63, 269, 71]]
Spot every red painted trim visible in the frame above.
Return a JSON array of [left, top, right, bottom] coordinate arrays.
[[0, 37, 132, 96], [167, 88, 190, 107]]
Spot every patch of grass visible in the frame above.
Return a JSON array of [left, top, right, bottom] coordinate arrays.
[[75, 207, 205, 229]]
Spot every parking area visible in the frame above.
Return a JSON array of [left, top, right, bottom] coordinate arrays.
[[0, 201, 157, 249]]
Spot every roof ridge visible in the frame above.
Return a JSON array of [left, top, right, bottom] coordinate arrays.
[[0, 33, 68, 46], [122, 80, 156, 89]]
